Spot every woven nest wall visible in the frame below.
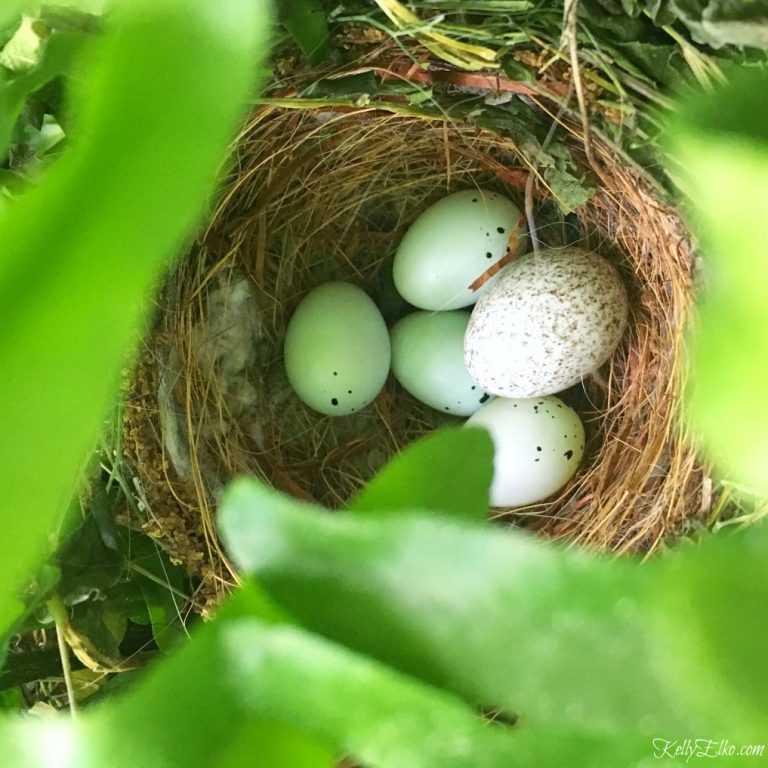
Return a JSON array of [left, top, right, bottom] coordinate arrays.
[[123, 69, 704, 605]]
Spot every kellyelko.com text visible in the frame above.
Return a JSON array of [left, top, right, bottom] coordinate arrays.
[[653, 739, 765, 761]]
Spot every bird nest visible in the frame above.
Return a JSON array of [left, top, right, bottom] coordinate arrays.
[[122, 60, 704, 608]]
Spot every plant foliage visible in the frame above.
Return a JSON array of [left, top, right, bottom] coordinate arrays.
[[0, 1, 765, 767]]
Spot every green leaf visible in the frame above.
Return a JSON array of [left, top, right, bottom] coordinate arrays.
[[0, 583, 520, 768], [277, 0, 330, 65], [4, 584, 658, 768], [668, 68, 768, 495], [350, 428, 493, 520], [122, 533, 190, 653], [671, 0, 768, 48], [220, 478, 768, 741], [0, 0, 269, 634], [57, 511, 124, 605], [0, 597, 334, 767], [0, 30, 86, 162], [0, 3, 26, 30], [0, 689, 22, 712]]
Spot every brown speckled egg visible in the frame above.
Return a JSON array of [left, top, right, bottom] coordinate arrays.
[[464, 247, 628, 397]]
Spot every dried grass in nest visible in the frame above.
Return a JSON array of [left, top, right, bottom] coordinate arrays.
[[122, 83, 705, 605]]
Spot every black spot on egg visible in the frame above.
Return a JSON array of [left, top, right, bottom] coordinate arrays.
[[479, 393, 490, 404], [331, 398, 339, 406], [497, 226, 505, 233], [486, 252, 493, 259], [444, 406, 450, 411], [564, 450, 574, 460], [536, 446, 542, 452], [472, 197, 478, 202], [471, 385, 476, 390], [333, 371, 338, 376], [347, 389, 352, 394]]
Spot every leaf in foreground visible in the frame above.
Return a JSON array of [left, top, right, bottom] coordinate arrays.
[[220, 476, 768, 742], [669, 67, 768, 496], [0, 0, 269, 633], [350, 427, 493, 520]]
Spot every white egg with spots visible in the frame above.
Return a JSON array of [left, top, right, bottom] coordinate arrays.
[[390, 310, 493, 416], [465, 247, 628, 398], [284, 282, 390, 416], [393, 189, 526, 311], [465, 396, 585, 507]]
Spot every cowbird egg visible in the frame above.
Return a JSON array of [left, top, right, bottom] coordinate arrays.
[[465, 247, 628, 398], [393, 189, 526, 311], [284, 282, 390, 416], [465, 396, 585, 507], [390, 310, 494, 416]]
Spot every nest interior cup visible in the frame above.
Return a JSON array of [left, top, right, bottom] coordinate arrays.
[[123, 95, 704, 602]]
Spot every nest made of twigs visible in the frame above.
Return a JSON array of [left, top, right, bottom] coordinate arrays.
[[122, 64, 704, 607]]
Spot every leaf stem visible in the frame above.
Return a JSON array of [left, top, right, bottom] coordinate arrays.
[[47, 593, 78, 717]]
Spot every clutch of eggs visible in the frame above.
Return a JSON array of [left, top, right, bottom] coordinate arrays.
[[393, 189, 527, 311], [283, 282, 390, 416], [465, 247, 628, 398], [390, 310, 493, 417], [466, 396, 585, 507]]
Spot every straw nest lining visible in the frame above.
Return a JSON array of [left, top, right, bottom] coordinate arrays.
[[123, 90, 704, 605]]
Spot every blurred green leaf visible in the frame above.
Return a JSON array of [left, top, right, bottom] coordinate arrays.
[[278, 0, 330, 65], [220, 477, 768, 742], [669, 68, 768, 495], [0, 16, 43, 72], [350, 428, 493, 520], [0, 0, 269, 634], [0, 4, 27, 30], [0, 30, 85, 161], [1, 583, 654, 768], [0, 593, 334, 767]]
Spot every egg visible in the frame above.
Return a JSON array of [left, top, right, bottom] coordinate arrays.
[[392, 189, 526, 311], [465, 396, 585, 507], [465, 247, 628, 398], [284, 282, 390, 416], [390, 311, 494, 416]]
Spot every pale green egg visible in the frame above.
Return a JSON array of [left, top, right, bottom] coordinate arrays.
[[390, 310, 493, 416], [284, 282, 391, 416], [393, 189, 526, 311], [465, 396, 585, 507]]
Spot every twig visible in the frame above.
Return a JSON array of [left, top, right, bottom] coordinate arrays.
[[561, 0, 598, 174]]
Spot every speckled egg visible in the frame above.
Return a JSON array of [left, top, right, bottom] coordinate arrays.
[[390, 310, 494, 416], [465, 395, 585, 507], [464, 247, 628, 398], [392, 189, 526, 311], [284, 282, 390, 416]]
